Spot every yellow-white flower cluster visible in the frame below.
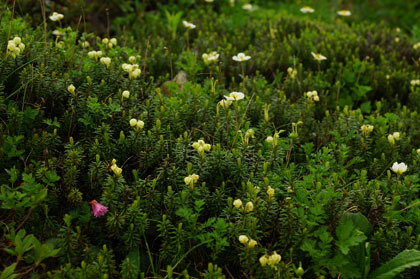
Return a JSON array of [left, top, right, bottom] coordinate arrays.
[[102, 38, 117, 49], [305, 90, 319, 102], [7, 37, 25, 59], [233, 199, 254, 212], [410, 79, 420, 86], [100, 57, 111, 68], [360, 124, 374, 136], [88, 50, 103, 61], [202, 51, 219, 65], [184, 174, 199, 190], [81, 41, 90, 48], [267, 186, 275, 200], [129, 118, 145, 131], [192, 140, 211, 159], [218, 99, 232, 109], [387, 132, 400, 145], [238, 235, 257, 248], [287, 67, 298, 79], [122, 63, 141, 80], [414, 42, 420, 50], [110, 159, 122, 176], [259, 252, 281, 269]]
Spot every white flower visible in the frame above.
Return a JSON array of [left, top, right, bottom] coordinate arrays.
[[232, 52, 251, 62], [305, 90, 319, 102], [337, 10, 351, 16], [245, 201, 254, 212], [417, 149, 420, 155], [311, 52, 327, 61], [110, 38, 117, 46], [224, 92, 245, 101], [49, 12, 64, 21], [183, 20, 196, 30], [218, 99, 232, 109], [205, 0, 214, 2], [391, 162, 408, 175], [392, 132, 400, 140], [242, 4, 254, 11], [300, 6, 314, 13], [52, 30, 62, 36], [129, 56, 136, 63]]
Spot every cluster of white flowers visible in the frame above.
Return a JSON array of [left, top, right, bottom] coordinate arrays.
[[238, 235, 257, 248], [7, 37, 25, 59], [110, 159, 122, 176], [88, 50, 103, 61], [360, 124, 374, 136], [129, 118, 145, 131], [102, 38, 117, 49], [387, 132, 400, 145], [259, 252, 281, 269], [287, 67, 298, 79], [122, 63, 141, 79], [305, 90, 319, 102], [49, 12, 64, 21], [100, 57, 111, 68], [410, 79, 420, 86], [202, 51, 219, 64]]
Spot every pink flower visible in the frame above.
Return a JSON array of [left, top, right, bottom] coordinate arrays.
[[89, 200, 108, 218]]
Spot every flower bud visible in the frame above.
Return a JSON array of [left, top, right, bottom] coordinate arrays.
[[233, 199, 243, 209]]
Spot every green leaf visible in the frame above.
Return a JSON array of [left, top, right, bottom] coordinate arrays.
[[0, 263, 18, 279], [342, 212, 373, 236], [336, 219, 367, 255], [369, 250, 420, 279]]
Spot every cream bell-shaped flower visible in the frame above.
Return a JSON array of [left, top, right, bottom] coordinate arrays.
[[183, 20, 196, 30], [245, 201, 254, 212], [129, 119, 138, 127], [122, 90, 130, 98], [238, 235, 249, 244], [311, 52, 327, 61], [67, 84, 76, 95], [361, 124, 374, 135], [232, 52, 251, 62], [300, 6, 314, 13], [136, 120, 145, 130], [391, 162, 408, 175], [233, 199, 243, 209], [218, 99, 232, 109], [247, 239, 257, 248], [224, 92, 245, 101], [82, 41, 90, 48], [337, 10, 352, 16], [417, 149, 420, 155], [49, 12, 64, 21]]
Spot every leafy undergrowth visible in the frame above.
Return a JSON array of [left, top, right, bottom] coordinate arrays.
[[2, 1, 420, 278]]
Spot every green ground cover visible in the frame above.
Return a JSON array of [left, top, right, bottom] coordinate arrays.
[[2, 1, 420, 278]]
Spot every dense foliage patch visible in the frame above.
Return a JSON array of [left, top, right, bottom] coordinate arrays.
[[2, 1, 420, 278]]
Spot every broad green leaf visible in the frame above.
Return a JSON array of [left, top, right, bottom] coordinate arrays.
[[336, 219, 367, 255], [369, 249, 420, 279]]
